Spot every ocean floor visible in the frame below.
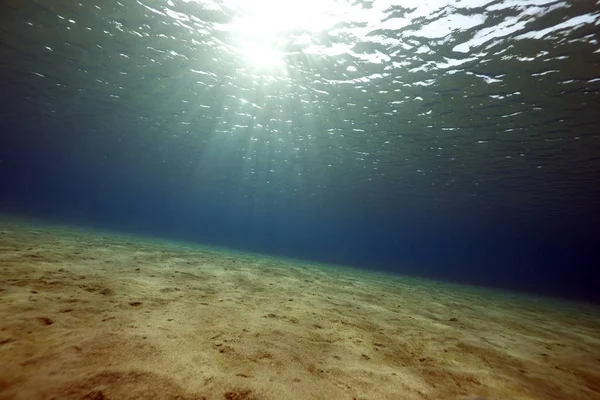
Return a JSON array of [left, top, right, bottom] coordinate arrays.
[[0, 218, 599, 400]]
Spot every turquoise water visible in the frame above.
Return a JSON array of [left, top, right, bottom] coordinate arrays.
[[2, 0, 598, 217]]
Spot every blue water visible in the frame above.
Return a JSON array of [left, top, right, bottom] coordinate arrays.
[[1, 0, 599, 302]]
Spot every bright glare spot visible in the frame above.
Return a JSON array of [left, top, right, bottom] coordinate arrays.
[[238, 41, 286, 70], [227, 0, 348, 68]]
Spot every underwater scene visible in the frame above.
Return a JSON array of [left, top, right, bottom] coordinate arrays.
[[1, 0, 599, 399]]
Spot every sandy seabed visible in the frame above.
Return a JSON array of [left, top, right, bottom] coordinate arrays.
[[0, 218, 599, 400]]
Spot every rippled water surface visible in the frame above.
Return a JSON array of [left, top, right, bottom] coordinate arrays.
[[1, 0, 599, 221]]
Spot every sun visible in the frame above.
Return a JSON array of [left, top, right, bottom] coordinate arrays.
[[239, 41, 286, 70], [226, 0, 347, 69]]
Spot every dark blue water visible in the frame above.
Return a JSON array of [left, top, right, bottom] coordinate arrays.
[[1, 0, 599, 302]]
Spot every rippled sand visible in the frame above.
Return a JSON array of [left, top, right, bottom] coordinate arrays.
[[1, 218, 599, 400]]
